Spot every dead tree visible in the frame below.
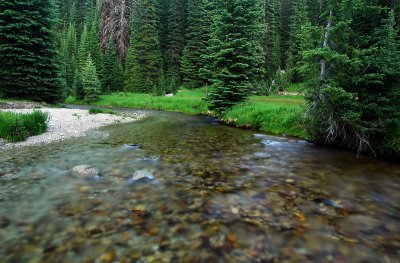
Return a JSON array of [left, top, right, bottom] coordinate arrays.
[[100, 0, 132, 65]]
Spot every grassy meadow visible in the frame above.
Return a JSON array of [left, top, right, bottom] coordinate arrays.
[[66, 88, 308, 138]]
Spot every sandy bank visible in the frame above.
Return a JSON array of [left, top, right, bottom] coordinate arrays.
[[0, 108, 145, 149]]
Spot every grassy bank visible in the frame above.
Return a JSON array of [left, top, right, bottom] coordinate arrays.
[[66, 89, 307, 138], [0, 110, 48, 142]]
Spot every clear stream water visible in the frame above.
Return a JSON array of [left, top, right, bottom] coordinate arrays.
[[0, 109, 399, 262]]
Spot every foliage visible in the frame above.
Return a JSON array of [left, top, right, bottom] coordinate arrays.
[[181, 0, 212, 89], [66, 89, 307, 139], [222, 102, 307, 138], [103, 39, 124, 92], [82, 54, 102, 102], [124, 0, 162, 93], [0, 110, 48, 142], [0, 0, 64, 102], [303, 4, 400, 156], [88, 108, 119, 115], [205, 0, 265, 114]]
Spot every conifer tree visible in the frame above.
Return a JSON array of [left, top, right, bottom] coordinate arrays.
[[181, 0, 212, 89], [87, 19, 103, 80], [103, 39, 124, 92], [61, 22, 78, 95], [279, 0, 293, 67], [0, 0, 64, 102], [73, 69, 85, 100], [124, 0, 162, 93], [82, 54, 101, 102], [206, 0, 265, 114], [263, 0, 282, 79], [286, 0, 312, 82], [303, 2, 400, 154], [165, 0, 187, 86], [78, 24, 90, 70]]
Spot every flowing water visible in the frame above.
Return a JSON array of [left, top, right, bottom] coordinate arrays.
[[0, 109, 399, 262]]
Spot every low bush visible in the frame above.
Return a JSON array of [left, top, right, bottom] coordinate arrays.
[[88, 108, 119, 115], [0, 110, 48, 142]]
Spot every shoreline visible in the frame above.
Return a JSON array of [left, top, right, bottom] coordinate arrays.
[[0, 108, 145, 149]]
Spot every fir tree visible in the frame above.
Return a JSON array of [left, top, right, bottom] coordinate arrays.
[[103, 39, 124, 92], [124, 0, 162, 93], [279, 0, 293, 67], [78, 24, 89, 71], [206, 0, 265, 114], [181, 0, 212, 89], [0, 0, 64, 102], [61, 22, 78, 95], [82, 54, 101, 102], [263, 0, 282, 79], [165, 0, 187, 84], [286, 0, 312, 82], [87, 18, 103, 82], [303, 2, 400, 154]]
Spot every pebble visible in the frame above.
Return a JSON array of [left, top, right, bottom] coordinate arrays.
[[72, 165, 100, 178]]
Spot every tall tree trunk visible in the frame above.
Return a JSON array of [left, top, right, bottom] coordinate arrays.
[[100, 0, 131, 65], [320, 9, 333, 83]]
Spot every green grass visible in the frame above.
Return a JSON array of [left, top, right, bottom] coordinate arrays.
[[66, 89, 208, 115], [66, 88, 307, 138], [222, 102, 307, 138], [89, 108, 120, 115], [0, 110, 48, 142]]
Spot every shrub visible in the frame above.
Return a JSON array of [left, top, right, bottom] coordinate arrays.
[[88, 108, 119, 115], [0, 110, 48, 142]]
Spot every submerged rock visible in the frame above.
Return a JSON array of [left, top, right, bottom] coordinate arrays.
[[124, 144, 142, 149], [72, 165, 100, 178], [253, 152, 272, 159], [127, 170, 156, 184]]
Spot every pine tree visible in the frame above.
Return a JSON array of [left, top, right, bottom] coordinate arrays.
[[206, 0, 265, 114], [286, 0, 312, 82], [73, 69, 85, 100], [124, 0, 162, 93], [87, 19, 103, 80], [279, 0, 293, 67], [181, 0, 212, 89], [103, 39, 124, 92], [303, 1, 400, 154], [61, 22, 78, 95], [78, 24, 90, 71], [82, 54, 101, 102], [263, 0, 281, 79], [165, 0, 187, 85], [0, 0, 64, 102]]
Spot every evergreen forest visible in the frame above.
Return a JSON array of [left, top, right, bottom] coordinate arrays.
[[1, 0, 400, 159]]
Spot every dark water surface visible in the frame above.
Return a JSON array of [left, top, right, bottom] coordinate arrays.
[[1, 110, 399, 262]]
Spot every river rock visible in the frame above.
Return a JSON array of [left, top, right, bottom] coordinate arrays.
[[253, 152, 272, 159], [127, 170, 155, 184], [72, 165, 100, 178], [124, 144, 142, 149], [0, 139, 6, 146]]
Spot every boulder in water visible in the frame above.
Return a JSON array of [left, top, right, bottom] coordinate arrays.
[[124, 144, 142, 149], [72, 165, 100, 179], [127, 170, 155, 184]]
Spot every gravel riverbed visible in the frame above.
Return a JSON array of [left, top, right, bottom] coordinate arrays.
[[0, 108, 145, 149]]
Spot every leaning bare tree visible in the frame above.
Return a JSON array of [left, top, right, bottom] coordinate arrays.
[[100, 0, 132, 65]]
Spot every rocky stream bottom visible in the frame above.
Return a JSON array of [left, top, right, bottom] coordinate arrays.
[[0, 110, 399, 262]]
